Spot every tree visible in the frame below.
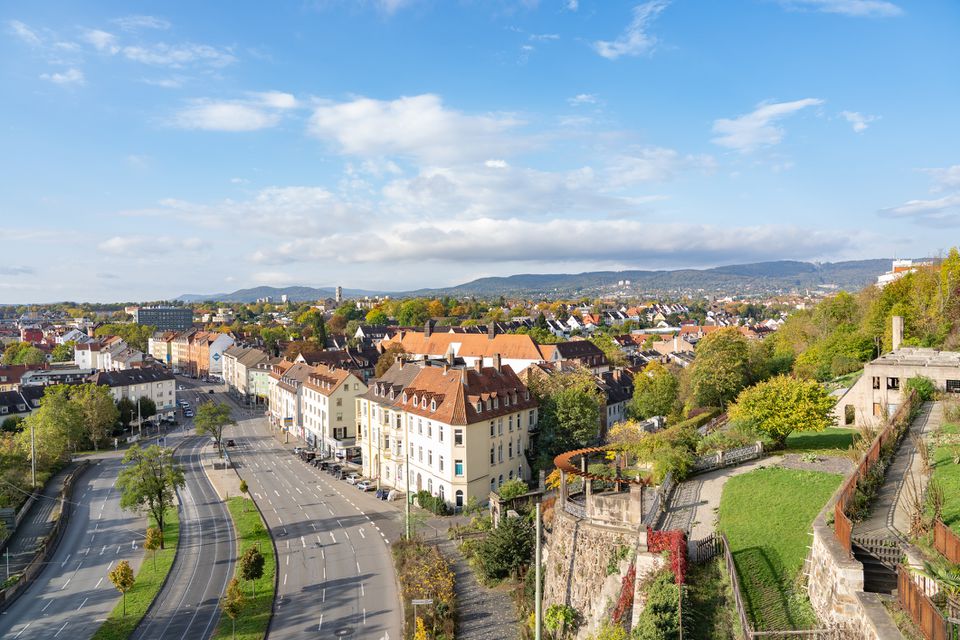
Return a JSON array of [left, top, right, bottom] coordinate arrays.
[[145, 526, 163, 571], [18, 385, 84, 466], [533, 371, 603, 469], [630, 363, 680, 420], [2, 342, 47, 365], [51, 341, 75, 362], [474, 516, 534, 582], [1, 416, 24, 434], [375, 343, 406, 378], [73, 383, 119, 450], [239, 545, 266, 596], [535, 312, 549, 331], [221, 577, 246, 640], [397, 299, 431, 326], [94, 323, 156, 352], [365, 308, 389, 325], [193, 402, 236, 456], [689, 328, 750, 408], [497, 478, 528, 501], [299, 310, 328, 346], [239, 479, 249, 500], [728, 375, 836, 446], [138, 396, 157, 423], [109, 560, 135, 617], [588, 333, 627, 367], [117, 397, 136, 429], [116, 444, 185, 544]]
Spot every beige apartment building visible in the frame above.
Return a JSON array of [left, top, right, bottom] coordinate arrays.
[[356, 356, 538, 509], [302, 364, 367, 459]]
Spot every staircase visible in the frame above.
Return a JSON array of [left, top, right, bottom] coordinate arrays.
[[852, 536, 902, 594]]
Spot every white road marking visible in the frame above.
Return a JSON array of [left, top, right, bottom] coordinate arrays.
[[358, 528, 366, 539], [318, 614, 323, 632], [322, 587, 326, 602], [330, 531, 336, 543], [360, 582, 365, 596], [301, 536, 306, 548], [54, 621, 68, 637], [42, 600, 54, 612], [363, 608, 367, 624], [356, 560, 361, 574], [283, 573, 287, 586], [96, 577, 104, 588], [286, 555, 289, 566], [14, 622, 31, 638], [61, 553, 72, 567], [274, 490, 280, 497], [100, 545, 107, 555], [61, 578, 71, 590], [77, 597, 88, 611]]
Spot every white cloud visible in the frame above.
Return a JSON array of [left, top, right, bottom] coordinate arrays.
[[594, 0, 670, 60], [485, 159, 509, 169], [251, 91, 298, 109], [778, 0, 902, 17], [529, 33, 560, 42], [568, 93, 599, 106], [922, 165, 960, 190], [841, 110, 879, 133], [169, 92, 300, 132], [81, 28, 119, 54], [880, 194, 960, 226], [309, 94, 525, 164], [40, 68, 85, 85], [567, 0, 579, 10], [98, 235, 205, 255], [140, 76, 186, 88], [712, 98, 824, 152], [113, 15, 171, 31], [606, 147, 715, 186], [122, 42, 235, 68], [9, 20, 42, 46]]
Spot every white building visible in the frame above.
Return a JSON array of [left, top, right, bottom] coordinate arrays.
[[89, 368, 177, 418], [302, 364, 366, 458]]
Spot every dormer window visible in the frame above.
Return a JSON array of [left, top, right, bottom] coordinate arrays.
[[504, 396, 510, 407], [421, 397, 427, 409], [476, 401, 483, 413], [412, 395, 418, 406], [430, 399, 436, 411], [402, 392, 408, 403], [525, 390, 530, 400], [493, 398, 499, 409]]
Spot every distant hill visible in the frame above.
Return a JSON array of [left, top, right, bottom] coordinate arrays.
[[178, 259, 893, 302], [176, 285, 386, 303]]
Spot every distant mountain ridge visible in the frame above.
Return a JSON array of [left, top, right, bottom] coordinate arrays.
[[177, 259, 893, 302]]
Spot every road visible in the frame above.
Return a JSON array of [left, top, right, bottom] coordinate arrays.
[[219, 388, 403, 639], [129, 383, 236, 640], [0, 456, 146, 640]]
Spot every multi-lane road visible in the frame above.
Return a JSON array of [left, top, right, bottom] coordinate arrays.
[[129, 386, 235, 640], [219, 388, 402, 640], [0, 456, 146, 639]]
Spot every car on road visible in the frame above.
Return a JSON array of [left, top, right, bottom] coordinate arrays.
[[226, 439, 236, 447], [184, 410, 194, 418], [345, 473, 361, 484], [294, 446, 303, 455], [208, 389, 215, 394], [356, 480, 373, 491]]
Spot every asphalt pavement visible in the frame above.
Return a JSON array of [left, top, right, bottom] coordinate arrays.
[[0, 456, 146, 640], [129, 384, 236, 640], [222, 390, 402, 640]]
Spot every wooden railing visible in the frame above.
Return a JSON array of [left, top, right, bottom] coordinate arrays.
[[897, 564, 958, 640], [833, 390, 919, 554], [934, 520, 960, 565]]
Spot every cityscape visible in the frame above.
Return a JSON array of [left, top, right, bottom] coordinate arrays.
[[1, 2, 959, 640]]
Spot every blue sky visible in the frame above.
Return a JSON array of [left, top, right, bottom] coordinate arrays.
[[2, 0, 958, 302]]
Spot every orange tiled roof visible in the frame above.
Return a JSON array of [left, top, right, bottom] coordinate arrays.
[[383, 331, 545, 361]]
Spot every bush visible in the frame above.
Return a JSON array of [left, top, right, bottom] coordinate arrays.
[[696, 429, 756, 455], [474, 516, 534, 583], [497, 479, 529, 501], [672, 407, 721, 432], [392, 539, 456, 638], [415, 489, 449, 515], [905, 375, 936, 402], [633, 570, 688, 640]]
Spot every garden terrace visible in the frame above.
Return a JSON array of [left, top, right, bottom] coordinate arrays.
[[553, 446, 653, 530]]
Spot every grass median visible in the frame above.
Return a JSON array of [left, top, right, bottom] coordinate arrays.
[[91, 507, 179, 640], [211, 496, 276, 640]]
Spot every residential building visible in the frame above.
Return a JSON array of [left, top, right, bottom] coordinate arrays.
[[131, 306, 194, 331], [381, 324, 547, 374], [266, 360, 316, 440], [0, 364, 45, 391], [148, 331, 177, 366], [539, 339, 608, 374], [187, 331, 235, 377], [88, 367, 177, 419], [222, 345, 271, 404], [356, 356, 538, 509], [302, 364, 367, 457], [21, 365, 96, 387]]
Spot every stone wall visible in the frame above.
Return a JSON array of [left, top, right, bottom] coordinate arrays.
[[807, 503, 904, 639], [544, 506, 662, 638]]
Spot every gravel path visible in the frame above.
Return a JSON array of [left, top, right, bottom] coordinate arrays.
[[438, 537, 520, 640]]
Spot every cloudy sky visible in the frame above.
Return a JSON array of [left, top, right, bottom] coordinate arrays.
[[2, 0, 958, 302]]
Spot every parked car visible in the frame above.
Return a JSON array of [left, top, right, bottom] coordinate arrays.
[[356, 480, 373, 492], [318, 461, 329, 470], [208, 389, 215, 394], [184, 410, 194, 418], [328, 464, 342, 475], [226, 439, 236, 447], [345, 473, 361, 485], [294, 446, 303, 455]]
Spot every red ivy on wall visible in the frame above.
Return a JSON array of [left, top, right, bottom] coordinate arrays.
[[646, 527, 688, 584], [611, 562, 636, 624]]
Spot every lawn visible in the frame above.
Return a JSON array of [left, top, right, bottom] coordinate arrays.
[[91, 508, 179, 640], [784, 427, 858, 457], [211, 497, 277, 640], [717, 467, 842, 631], [685, 556, 738, 640], [931, 421, 960, 530]]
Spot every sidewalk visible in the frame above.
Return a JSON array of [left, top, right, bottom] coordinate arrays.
[[2, 463, 77, 577], [854, 401, 942, 539]]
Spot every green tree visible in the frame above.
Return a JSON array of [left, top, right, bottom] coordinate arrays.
[[2, 342, 47, 365], [221, 577, 246, 640], [1, 416, 24, 434], [728, 375, 836, 446], [116, 444, 185, 544], [17, 385, 83, 468], [145, 526, 163, 571], [73, 383, 119, 450], [193, 402, 236, 456], [51, 341, 75, 362], [397, 299, 431, 326], [633, 570, 686, 640], [475, 516, 534, 582], [260, 326, 287, 355], [689, 328, 750, 408], [588, 333, 627, 367], [534, 371, 603, 469], [375, 343, 406, 377], [238, 545, 266, 596], [365, 308, 389, 325], [117, 396, 136, 429], [496, 478, 528, 501], [630, 363, 680, 419], [299, 310, 328, 346], [94, 323, 156, 352], [137, 396, 157, 423], [109, 559, 135, 617]]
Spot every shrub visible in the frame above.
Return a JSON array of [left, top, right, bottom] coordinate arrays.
[[415, 489, 449, 515], [392, 539, 456, 638], [696, 429, 756, 455], [474, 515, 534, 583], [633, 570, 688, 640], [544, 604, 579, 639], [498, 478, 529, 501], [905, 375, 936, 402]]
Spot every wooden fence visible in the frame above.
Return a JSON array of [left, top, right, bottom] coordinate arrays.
[[897, 564, 959, 640], [833, 390, 918, 554], [935, 520, 960, 565]]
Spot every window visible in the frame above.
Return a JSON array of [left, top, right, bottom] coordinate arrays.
[[508, 442, 513, 458], [439, 456, 444, 472], [872, 376, 881, 390], [439, 426, 444, 442], [844, 405, 855, 425], [498, 443, 503, 463], [529, 410, 535, 427], [334, 427, 347, 440], [498, 419, 503, 435], [418, 420, 422, 435], [428, 450, 433, 466], [476, 401, 482, 413], [887, 377, 900, 390], [455, 459, 463, 476], [490, 447, 495, 464], [427, 423, 432, 438], [947, 380, 960, 393], [418, 446, 423, 462], [498, 474, 503, 487], [430, 399, 436, 411], [454, 429, 463, 446], [427, 479, 433, 493], [490, 422, 495, 437], [456, 490, 464, 508], [490, 478, 496, 492], [509, 415, 513, 432], [873, 403, 882, 417], [509, 470, 513, 480], [336, 397, 342, 407], [439, 485, 445, 502]]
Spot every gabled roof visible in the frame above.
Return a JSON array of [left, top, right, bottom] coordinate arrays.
[[89, 367, 174, 387], [304, 363, 357, 396], [383, 331, 545, 362]]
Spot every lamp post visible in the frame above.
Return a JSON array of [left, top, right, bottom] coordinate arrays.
[[535, 501, 542, 640], [405, 420, 411, 540], [30, 418, 36, 489]]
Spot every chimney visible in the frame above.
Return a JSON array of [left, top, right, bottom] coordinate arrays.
[[488, 322, 496, 340], [493, 353, 502, 372], [424, 319, 433, 338], [460, 368, 468, 385], [475, 357, 483, 373], [446, 351, 455, 366], [892, 315, 904, 351]]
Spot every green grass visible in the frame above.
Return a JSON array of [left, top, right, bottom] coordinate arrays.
[[931, 421, 960, 530], [784, 427, 858, 457], [718, 467, 842, 631], [91, 508, 179, 640], [211, 497, 276, 640], [685, 556, 737, 640]]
